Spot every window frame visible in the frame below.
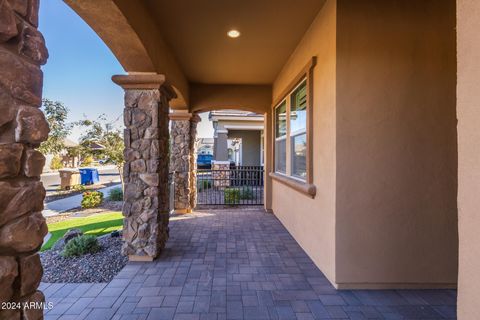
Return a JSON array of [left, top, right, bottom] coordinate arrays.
[[274, 100, 288, 174], [270, 57, 317, 198]]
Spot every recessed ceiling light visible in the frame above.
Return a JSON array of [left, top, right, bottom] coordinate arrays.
[[227, 30, 241, 38]]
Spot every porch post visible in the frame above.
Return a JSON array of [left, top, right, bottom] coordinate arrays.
[[214, 128, 229, 161], [189, 114, 201, 210], [264, 110, 273, 212], [169, 111, 193, 213], [0, 1, 49, 318], [112, 73, 173, 261]]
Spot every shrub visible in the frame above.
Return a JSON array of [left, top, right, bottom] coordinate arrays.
[[72, 184, 86, 192], [198, 180, 212, 191], [108, 187, 123, 201], [224, 188, 241, 205], [240, 187, 255, 200], [80, 156, 93, 167], [50, 155, 63, 170], [62, 235, 100, 257], [81, 191, 104, 208]]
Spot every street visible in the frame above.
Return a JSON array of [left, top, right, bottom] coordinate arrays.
[[41, 166, 121, 194]]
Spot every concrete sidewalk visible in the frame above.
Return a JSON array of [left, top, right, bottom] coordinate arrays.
[[42, 184, 122, 217]]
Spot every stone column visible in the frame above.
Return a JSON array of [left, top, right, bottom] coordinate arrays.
[[0, 1, 49, 319], [189, 114, 201, 209], [112, 74, 174, 261], [169, 111, 192, 213]]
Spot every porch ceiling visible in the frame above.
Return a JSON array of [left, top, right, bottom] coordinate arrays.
[[143, 0, 326, 85]]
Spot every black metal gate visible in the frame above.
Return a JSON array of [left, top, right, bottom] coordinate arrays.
[[196, 166, 264, 205]]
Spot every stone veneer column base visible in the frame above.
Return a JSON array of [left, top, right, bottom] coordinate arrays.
[[113, 73, 174, 261], [189, 114, 201, 210], [170, 111, 193, 213]]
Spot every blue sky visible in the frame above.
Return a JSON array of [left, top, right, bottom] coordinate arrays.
[[39, 0, 212, 141]]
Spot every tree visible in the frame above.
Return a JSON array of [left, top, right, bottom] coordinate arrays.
[[38, 99, 73, 155], [76, 115, 125, 188]]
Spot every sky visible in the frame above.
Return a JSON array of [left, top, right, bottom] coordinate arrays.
[[38, 0, 213, 142]]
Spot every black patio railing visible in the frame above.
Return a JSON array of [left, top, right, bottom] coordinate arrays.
[[196, 166, 264, 206]]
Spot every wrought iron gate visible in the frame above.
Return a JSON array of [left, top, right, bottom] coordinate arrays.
[[196, 166, 264, 205]]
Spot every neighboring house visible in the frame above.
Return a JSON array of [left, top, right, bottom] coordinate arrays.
[[44, 138, 80, 171], [209, 110, 264, 166], [196, 138, 214, 155]]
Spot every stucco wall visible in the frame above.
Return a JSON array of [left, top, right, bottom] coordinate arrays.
[[335, 0, 457, 287], [271, 0, 337, 284], [228, 130, 262, 166], [457, 0, 480, 318]]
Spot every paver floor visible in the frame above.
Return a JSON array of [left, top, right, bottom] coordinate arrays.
[[41, 208, 457, 319]]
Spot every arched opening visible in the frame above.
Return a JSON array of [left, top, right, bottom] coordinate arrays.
[[182, 109, 267, 208]]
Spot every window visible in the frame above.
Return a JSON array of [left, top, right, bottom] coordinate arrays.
[[290, 80, 307, 179], [275, 101, 287, 173], [271, 57, 316, 197], [274, 79, 309, 181]]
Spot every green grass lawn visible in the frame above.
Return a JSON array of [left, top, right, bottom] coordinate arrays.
[[42, 212, 123, 251]]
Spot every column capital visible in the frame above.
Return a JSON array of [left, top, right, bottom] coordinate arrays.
[[169, 110, 192, 121], [191, 114, 202, 123], [112, 73, 166, 90]]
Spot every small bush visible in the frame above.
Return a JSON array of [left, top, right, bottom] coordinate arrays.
[[240, 187, 255, 200], [80, 156, 93, 167], [198, 180, 212, 191], [62, 235, 100, 257], [72, 184, 86, 192], [108, 187, 123, 201], [81, 191, 104, 208], [224, 188, 241, 205], [50, 156, 63, 170]]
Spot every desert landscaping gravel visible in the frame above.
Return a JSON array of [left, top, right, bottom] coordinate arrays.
[[40, 236, 127, 283]]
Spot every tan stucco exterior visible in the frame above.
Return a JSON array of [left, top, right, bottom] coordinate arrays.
[[457, 0, 480, 318], [335, 0, 457, 288], [272, 0, 337, 284], [271, 0, 458, 289]]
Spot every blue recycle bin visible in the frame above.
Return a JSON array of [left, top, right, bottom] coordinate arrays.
[[79, 168, 100, 185]]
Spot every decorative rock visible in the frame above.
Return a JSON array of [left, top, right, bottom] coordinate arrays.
[[0, 256, 17, 303], [63, 228, 83, 244], [115, 81, 171, 259], [0, 47, 43, 106], [15, 105, 49, 144], [0, 90, 16, 131], [23, 149, 45, 177], [0, 0, 18, 42], [130, 159, 146, 172], [0, 143, 23, 178], [26, 0, 39, 27], [18, 23, 48, 65], [0, 181, 44, 227], [189, 116, 200, 209], [0, 309, 20, 319], [139, 173, 159, 187], [170, 119, 191, 211], [8, 0, 27, 16], [0, 211, 47, 253], [19, 291, 44, 320], [18, 254, 42, 296]]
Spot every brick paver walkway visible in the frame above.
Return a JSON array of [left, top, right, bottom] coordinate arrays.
[[42, 208, 457, 319]]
